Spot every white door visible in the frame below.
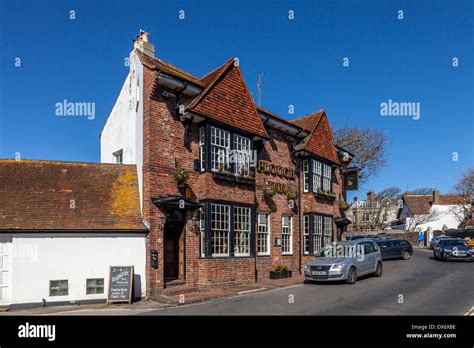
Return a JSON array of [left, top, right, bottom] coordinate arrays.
[[0, 242, 10, 305]]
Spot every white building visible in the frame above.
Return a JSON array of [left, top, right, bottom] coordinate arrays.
[[397, 191, 467, 243], [0, 159, 148, 308]]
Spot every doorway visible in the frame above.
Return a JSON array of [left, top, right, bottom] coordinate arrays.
[[163, 220, 185, 283]]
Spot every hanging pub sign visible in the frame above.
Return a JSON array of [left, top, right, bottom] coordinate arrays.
[[107, 266, 134, 304], [342, 167, 359, 191]]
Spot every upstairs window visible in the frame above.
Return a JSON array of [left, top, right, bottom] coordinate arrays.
[[302, 160, 309, 192], [322, 163, 332, 191], [233, 134, 251, 176], [313, 160, 322, 192], [199, 127, 206, 172], [210, 127, 230, 172]]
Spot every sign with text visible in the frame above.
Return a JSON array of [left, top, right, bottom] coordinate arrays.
[[107, 266, 134, 304]]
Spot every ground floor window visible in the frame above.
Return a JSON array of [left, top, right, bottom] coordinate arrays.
[[282, 215, 292, 255], [86, 278, 104, 295], [306, 213, 333, 255], [202, 201, 254, 258], [257, 212, 270, 255], [49, 280, 68, 296]]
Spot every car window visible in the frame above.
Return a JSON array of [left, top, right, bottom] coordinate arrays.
[[400, 240, 409, 246], [362, 242, 376, 254], [392, 240, 402, 247], [384, 240, 394, 247]]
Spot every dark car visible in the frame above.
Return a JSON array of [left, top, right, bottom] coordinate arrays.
[[429, 235, 451, 249], [433, 238, 473, 262], [377, 239, 413, 260]]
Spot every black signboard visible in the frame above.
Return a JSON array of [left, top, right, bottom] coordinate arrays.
[[107, 266, 134, 304], [342, 167, 359, 191]]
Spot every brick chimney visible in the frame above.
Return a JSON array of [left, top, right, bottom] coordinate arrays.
[[133, 30, 155, 58], [367, 190, 375, 203], [432, 189, 439, 204]]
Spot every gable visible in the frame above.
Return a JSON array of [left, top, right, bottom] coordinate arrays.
[[187, 61, 269, 139]]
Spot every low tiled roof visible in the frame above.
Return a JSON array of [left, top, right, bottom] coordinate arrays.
[[293, 110, 340, 164], [403, 193, 466, 215], [402, 195, 432, 215], [0, 159, 147, 231]]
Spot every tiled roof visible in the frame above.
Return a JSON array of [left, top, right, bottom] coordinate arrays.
[[0, 159, 146, 231], [293, 110, 340, 164], [403, 195, 432, 215], [403, 193, 465, 215], [187, 59, 269, 139], [136, 50, 204, 87]]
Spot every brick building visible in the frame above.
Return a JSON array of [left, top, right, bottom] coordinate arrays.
[[101, 31, 355, 297]]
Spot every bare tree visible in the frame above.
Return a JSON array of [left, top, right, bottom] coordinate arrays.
[[405, 208, 445, 232], [450, 167, 473, 228], [375, 187, 401, 201], [333, 126, 388, 184]]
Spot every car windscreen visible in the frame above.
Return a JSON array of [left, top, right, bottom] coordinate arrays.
[[443, 240, 467, 247]]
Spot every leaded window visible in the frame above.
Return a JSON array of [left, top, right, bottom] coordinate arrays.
[[199, 126, 206, 171], [303, 160, 309, 192], [210, 127, 230, 172], [323, 216, 332, 247], [234, 206, 251, 256], [303, 215, 310, 255], [313, 160, 322, 191], [233, 134, 251, 176], [257, 213, 270, 255], [282, 215, 292, 255], [211, 204, 230, 256], [322, 164, 332, 191], [313, 215, 323, 253]]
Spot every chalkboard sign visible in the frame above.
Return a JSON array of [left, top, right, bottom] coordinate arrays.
[[107, 266, 134, 304]]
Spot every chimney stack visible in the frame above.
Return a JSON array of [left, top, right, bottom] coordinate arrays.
[[432, 189, 439, 204], [367, 190, 375, 203], [133, 30, 155, 58]]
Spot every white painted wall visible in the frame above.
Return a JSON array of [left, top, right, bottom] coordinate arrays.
[[406, 204, 463, 234], [100, 50, 144, 210], [5, 233, 146, 305]]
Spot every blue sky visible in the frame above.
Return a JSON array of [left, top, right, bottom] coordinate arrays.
[[0, 0, 472, 200]]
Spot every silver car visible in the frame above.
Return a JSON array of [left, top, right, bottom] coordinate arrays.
[[304, 239, 383, 284]]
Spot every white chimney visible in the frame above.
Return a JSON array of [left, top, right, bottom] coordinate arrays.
[[133, 30, 155, 58]]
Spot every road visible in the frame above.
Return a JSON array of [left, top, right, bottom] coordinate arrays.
[[142, 249, 473, 315]]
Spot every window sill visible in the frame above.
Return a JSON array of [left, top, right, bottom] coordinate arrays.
[[211, 171, 256, 186]]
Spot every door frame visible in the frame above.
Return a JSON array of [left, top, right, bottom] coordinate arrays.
[[163, 213, 186, 284]]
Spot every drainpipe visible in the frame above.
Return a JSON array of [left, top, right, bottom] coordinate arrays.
[[291, 149, 303, 275]]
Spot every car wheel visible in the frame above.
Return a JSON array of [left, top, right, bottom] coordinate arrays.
[[346, 267, 357, 284], [402, 251, 411, 260], [374, 262, 383, 277]]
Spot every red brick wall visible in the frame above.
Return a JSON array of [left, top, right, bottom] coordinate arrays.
[[142, 64, 345, 296]]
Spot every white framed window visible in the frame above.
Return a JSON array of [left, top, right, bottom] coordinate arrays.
[[49, 280, 68, 297], [234, 206, 251, 256], [233, 134, 251, 176], [257, 212, 270, 256], [312, 160, 322, 192], [303, 215, 310, 255], [210, 127, 230, 172], [302, 160, 309, 192], [323, 216, 333, 246], [199, 127, 206, 172], [211, 204, 230, 256], [200, 208, 206, 257], [86, 278, 104, 295], [282, 215, 292, 255], [322, 164, 332, 192], [313, 215, 323, 254]]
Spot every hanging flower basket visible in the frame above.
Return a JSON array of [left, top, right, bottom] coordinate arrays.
[[263, 184, 275, 199], [287, 187, 298, 201], [339, 201, 350, 211], [173, 167, 189, 186]]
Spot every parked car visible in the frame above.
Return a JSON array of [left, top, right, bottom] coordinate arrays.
[[376, 239, 413, 260], [433, 238, 473, 262], [304, 239, 383, 284], [346, 235, 367, 241], [429, 235, 451, 249]]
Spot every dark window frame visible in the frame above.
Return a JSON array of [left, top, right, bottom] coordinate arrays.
[[198, 122, 255, 175], [302, 156, 335, 193], [303, 212, 334, 255], [200, 199, 256, 259]]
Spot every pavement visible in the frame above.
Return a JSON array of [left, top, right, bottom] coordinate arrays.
[[2, 249, 473, 316]]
